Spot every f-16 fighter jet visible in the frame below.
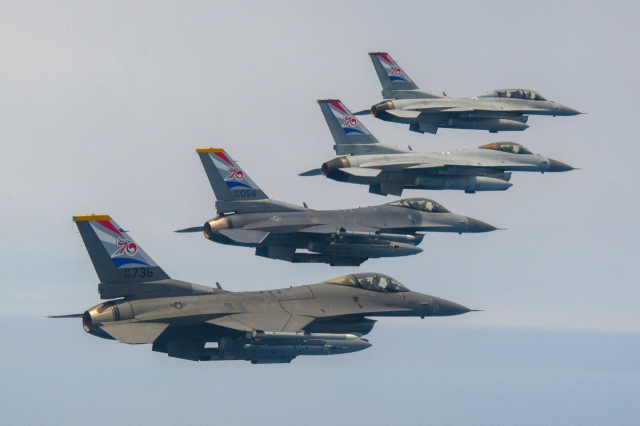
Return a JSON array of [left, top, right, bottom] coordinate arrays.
[[177, 148, 496, 266], [359, 52, 582, 135], [301, 100, 575, 197], [52, 215, 473, 364]]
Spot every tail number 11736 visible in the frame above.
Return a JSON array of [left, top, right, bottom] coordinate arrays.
[[123, 268, 154, 279]]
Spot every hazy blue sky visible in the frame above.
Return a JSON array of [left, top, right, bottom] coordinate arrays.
[[1, 1, 638, 424]]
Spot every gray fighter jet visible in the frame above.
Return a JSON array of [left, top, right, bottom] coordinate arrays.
[[176, 148, 497, 266], [300, 100, 575, 196], [52, 214, 473, 364], [360, 52, 582, 134]]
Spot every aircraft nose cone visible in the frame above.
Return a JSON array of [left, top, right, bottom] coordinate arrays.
[[467, 217, 497, 233], [556, 105, 582, 116], [432, 297, 470, 316], [548, 158, 574, 172]]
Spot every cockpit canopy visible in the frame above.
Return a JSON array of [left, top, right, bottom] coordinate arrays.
[[326, 273, 410, 293], [479, 142, 533, 155], [477, 89, 547, 101], [387, 198, 450, 213]]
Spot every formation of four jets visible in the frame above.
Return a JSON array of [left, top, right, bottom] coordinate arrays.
[[54, 53, 580, 364]]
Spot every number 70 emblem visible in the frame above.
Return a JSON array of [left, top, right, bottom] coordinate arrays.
[[227, 167, 244, 180]]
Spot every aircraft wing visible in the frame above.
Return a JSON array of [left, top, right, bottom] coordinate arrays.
[[405, 104, 551, 115], [406, 162, 540, 172], [207, 313, 315, 333], [440, 107, 475, 113], [356, 161, 421, 170], [405, 162, 465, 170]]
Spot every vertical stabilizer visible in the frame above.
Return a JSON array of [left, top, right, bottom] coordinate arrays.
[[317, 100, 408, 155], [318, 100, 380, 146], [197, 148, 268, 201], [74, 215, 170, 283], [369, 52, 419, 91]]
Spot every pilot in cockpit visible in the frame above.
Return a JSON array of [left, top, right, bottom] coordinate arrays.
[[360, 278, 372, 290], [372, 275, 380, 287], [385, 278, 397, 291]]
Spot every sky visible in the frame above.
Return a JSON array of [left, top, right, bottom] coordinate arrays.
[[1, 1, 639, 425]]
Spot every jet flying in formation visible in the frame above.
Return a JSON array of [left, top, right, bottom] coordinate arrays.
[[301, 100, 575, 196], [359, 52, 582, 135], [51, 215, 472, 364], [52, 50, 582, 364], [177, 148, 496, 266]]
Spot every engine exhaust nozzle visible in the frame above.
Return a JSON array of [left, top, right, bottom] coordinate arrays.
[[371, 101, 394, 117], [204, 216, 231, 239]]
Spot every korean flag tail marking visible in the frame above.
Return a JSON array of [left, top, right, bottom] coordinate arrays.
[[369, 52, 419, 91], [197, 148, 268, 201], [318, 99, 380, 146], [74, 215, 170, 284]]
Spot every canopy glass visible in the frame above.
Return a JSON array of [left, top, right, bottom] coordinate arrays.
[[479, 142, 533, 155], [326, 273, 410, 292], [387, 198, 450, 213], [478, 89, 547, 101]]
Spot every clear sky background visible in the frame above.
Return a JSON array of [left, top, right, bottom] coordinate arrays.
[[1, 1, 638, 425]]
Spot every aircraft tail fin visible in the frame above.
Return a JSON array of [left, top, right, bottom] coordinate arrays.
[[318, 99, 380, 146], [197, 148, 268, 201], [318, 100, 408, 156], [369, 52, 419, 92], [74, 215, 170, 284]]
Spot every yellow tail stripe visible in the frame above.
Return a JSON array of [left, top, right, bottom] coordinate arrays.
[[73, 214, 112, 222], [196, 148, 225, 153]]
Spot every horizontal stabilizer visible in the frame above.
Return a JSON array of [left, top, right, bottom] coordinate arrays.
[[340, 167, 382, 177], [101, 322, 169, 344], [48, 313, 83, 318], [299, 169, 322, 176], [385, 109, 421, 119], [352, 109, 370, 116], [219, 229, 270, 244], [175, 226, 204, 233]]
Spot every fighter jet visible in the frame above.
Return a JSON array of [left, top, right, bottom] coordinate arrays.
[[176, 148, 497, 266], [300, 100, 575, 197], [51, 215, 473, 364], [360, 52, 582, 135]]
